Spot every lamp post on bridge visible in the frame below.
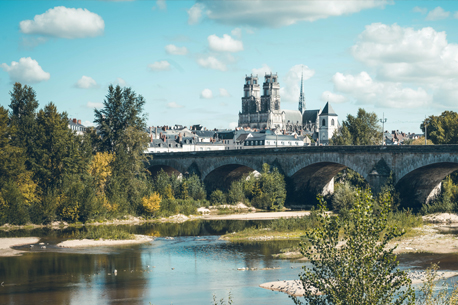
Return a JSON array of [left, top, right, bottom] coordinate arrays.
[[380, 113, 387, 145]]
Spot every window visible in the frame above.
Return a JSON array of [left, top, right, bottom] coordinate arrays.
[[254, 80, 257, 84], [331, 119, 335, 126], [322, 119, 326, 126]]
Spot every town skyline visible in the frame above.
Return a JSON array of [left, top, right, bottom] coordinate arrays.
[[2, 0, 458, 133]]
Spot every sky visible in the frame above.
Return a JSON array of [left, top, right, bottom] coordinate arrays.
[[1, 0, 458, 133]]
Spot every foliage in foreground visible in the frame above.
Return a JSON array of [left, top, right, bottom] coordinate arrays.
[[292, 190, 414, 305]]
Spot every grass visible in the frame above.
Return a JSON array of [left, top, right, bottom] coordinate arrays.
[[72, 225, 134, 240], [221, 209, 424, 242]]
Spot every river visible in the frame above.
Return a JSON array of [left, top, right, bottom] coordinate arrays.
[[1, 221, 457, 305]]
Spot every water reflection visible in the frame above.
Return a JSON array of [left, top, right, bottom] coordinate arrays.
[[1, 221, 458, 304]]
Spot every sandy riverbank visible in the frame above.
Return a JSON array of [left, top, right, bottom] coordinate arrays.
[[260, 271, 458, 297], [202, 211, 310, 221], [0, 237, 40, 257], [56, 234, 153, 248]]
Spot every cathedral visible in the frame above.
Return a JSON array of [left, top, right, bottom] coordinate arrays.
[[237, 72, 339, 144]]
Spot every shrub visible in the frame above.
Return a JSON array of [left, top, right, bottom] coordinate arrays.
[[292, 190, 414, 305], [142, 192, 161, 215], [210, 189, 227, 205]]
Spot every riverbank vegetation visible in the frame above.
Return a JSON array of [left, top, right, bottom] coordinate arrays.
[[1, 82, 458, 234]]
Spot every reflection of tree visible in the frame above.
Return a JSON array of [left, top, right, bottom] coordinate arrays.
[[0, 249, 147, 304]]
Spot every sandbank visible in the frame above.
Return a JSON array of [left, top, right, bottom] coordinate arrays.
[[57, 234, 153, 248], [0, 237, 40, 257], [202, 211, 310, 220], [260, 272, 458, 297]]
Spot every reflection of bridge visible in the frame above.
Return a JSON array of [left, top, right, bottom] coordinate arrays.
[[146, 145, 458, 208]]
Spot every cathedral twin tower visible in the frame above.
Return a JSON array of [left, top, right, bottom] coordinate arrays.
[[237, 72, 338, 144]]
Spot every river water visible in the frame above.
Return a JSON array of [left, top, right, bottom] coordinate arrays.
[[1, 221, 457, 305]]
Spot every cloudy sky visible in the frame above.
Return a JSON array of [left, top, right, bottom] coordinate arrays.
[[1, 1, 458, 132]]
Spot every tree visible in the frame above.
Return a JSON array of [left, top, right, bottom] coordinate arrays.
[[210, 189, 226, 205], [8, 83, 39, 171], [330, 108, 381, 145], [94, 85, 147, 152], [142, 192, 161, 215], [251, 164, 286, 210], [421, 111, 458, 145], [292, 190, 414, 305]]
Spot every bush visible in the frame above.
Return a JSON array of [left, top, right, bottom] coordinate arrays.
[[227, 180, 245, 204], [210, 189, 227, 205], [142, 192, 161, 216], [292, 190, 414, 305], [331, 182, 357, 212]]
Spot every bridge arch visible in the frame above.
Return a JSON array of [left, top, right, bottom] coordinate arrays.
[[287, 155, 374, 205], [396, 162, 458, 209], [203, 162, 261, 193], [148, 165, 183, 177]]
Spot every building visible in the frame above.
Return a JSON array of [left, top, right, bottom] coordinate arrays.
[[238, 72, 338, 144], [68, 118, 86, 135]]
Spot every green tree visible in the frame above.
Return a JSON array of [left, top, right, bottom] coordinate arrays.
[[251, 164, 286, 210], [421, 111, 458, 145], [292, 190, 414, 305], [94, 85, 147, 152], [210, 189, 226, 205], [8, 83, 39, 171], [330, 108, 381, 145]]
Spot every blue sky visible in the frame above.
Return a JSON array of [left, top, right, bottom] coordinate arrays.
[[1, 1, 458, 133]]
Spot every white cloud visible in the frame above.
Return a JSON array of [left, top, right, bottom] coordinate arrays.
[[413, 6, 427, 14], [166, 102, 184, 108], [197, 56, 226, 71], [219, 88, 231, 97], [148, 60, 171, 71], [165, 44, 188, 55], [75, 76, 98, 89], [20, 6, 104, 39], [251, 64, 272, 76], [200, 89, 213, 99], [83, 120, 95, 127], [229, 122, 238, 129], [231, 28, 242, 38], [156, 0, 166, 10], [332, 71, 431, 108], [454, 11, 458, 19], [208, 34, 243, 53], [187, 3, 204, 25], [114, 77, 127, 86], [426, 7, 450, 21], [279, 64, 315, 103], [320, 91, 347, 104], [1, 57, 50, 84], [196, 0, 388, 27], [351, 23, 458, 83], [86, 101, 103, 109]]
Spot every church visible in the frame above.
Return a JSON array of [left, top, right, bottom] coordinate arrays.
[[237, 72, 338, 144]]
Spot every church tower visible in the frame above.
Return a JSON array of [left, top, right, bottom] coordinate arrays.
[[319, 102, 338, 144], [298, 70, 305, 114], [238, 74, 261, 127], [261, 73, 280, 113]]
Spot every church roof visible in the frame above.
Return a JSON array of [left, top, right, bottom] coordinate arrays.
[[302, 109, 320, 125], [320, 102, 337, 116], [282, 109, 302, 124]]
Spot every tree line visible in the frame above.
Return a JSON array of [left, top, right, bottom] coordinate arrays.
[[0, 83, 287, 225]]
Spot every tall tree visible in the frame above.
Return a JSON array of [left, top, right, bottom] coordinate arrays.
[[94, 85, 147, 152], [421, 111, 458, 145], [8, 83, 39, 170], [330, 108, 381, 145], [95, 85, 149, 214]]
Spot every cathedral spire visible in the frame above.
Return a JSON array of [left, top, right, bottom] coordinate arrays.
[[298, 67, 305, 114]]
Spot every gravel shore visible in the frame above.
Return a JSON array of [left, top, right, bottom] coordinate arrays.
[[56, 234, 154, 248], [0, 237, 40, 257]]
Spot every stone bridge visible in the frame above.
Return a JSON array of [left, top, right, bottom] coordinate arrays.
[[145, 145, 458, 209]]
